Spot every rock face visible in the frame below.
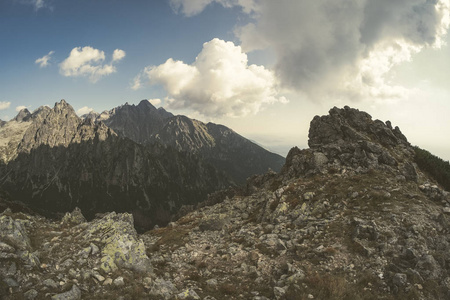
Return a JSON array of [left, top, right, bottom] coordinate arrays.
[[99, 100, 285, 183], [1, 106, 449, 299]]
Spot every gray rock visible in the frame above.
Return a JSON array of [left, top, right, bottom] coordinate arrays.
[[43, 278, 59, 289], [149, 278, 177, 300], [273, 286, 286, 299], [24, 289, 38, 299], [0, 241, 15, 253], [177, 288, 200, 300], [86, 212, 152, 273], [51, 285, 81, 300], [0, 215, 31, 250], [393, 273, 407, 286], [113, 276, 125, 287], [3, 277, 19, 287], [62, 207, 86, 225]]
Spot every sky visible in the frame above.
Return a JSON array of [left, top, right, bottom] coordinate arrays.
[[1, 0, 450, 161]]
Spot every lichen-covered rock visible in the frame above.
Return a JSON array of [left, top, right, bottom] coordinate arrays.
[[61, 207, 86, 225], [86, 212, 152, 273], [0, 215, 31, 250]]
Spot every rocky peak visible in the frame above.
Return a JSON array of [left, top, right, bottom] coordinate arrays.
[[17, 100, 81, 153], [308, 106, 408, 148], [13, 108, 31, 123], [137, 99, 157, 111], [283, 106, 417, 181]]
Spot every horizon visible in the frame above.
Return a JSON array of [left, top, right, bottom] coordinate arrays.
[[1, 0, 450, 160]]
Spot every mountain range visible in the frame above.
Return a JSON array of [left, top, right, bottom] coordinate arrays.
[[0, 100, 284, 230]]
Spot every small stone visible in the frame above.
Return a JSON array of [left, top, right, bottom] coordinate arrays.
[[90, 243, 99, 255], [3, 277, 19, 287], [93, 273, 105, 282], [308, 294, 314, 299], [103, 278, 113, 286], [43, 278, 58, 289], [7, 262, 17, 275], [393, 273, 407, 286], [206, 278, 218, 287], [0, 241, 15, 253], [113, 276, 125, 287], [443, 207, 450, 214], [143, 277, 153, 289], [51, 285, 81, 300], [304, 192, 315, 200], [177, 288, 200, 300], [273, 287, 286, 299], [77, 246, 91, 258], [24, 289, 38, 299]]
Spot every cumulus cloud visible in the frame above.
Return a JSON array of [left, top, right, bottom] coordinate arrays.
[[112, 49, 126, 62], [173, 0, 450, 102], [139, 38, 287, 117], [16, 0, 48, 10], [59, 46, 125, 83], [0, 102, 11, 111], [76, 106, 94, 116], [15, 105, 28, 112], [130, 74, 143, 90], [148, 99, 162, 106], [169, 0, 258, 17], [35, 50, 54, 68]]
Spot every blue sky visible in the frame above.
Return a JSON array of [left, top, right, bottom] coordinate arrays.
[[1, 0, 450, 160]]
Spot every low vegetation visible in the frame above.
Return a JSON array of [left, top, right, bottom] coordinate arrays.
[[414, 146, 450, 191]]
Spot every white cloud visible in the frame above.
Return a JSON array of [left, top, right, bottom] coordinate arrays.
[[169, 0, 257, 16], [0, 102, 11, 111], [15, 105, 28, 112], [59, 46, 125, 83], [35, 50, 54, 68], [17, 0, 48, 10], [34, 0, 44, 10], [130, 74, 143, 90], [140, 38, 287, 117], [112, 49, 126, 62], [173, 0, 450, 102], [148, 99, 161, 106], [76, 106, 94, 116]]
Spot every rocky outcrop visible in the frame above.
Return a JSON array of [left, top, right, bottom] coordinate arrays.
[[0, 209, 153, 299], [282, 106, 417, 181]]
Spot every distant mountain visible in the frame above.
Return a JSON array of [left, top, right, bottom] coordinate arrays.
[[98, 100, 285, 183], [0, 100, 231, 230], [97, 100, 173, 144]]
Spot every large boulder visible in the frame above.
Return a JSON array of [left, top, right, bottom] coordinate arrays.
[[86, 212, 152, 274]]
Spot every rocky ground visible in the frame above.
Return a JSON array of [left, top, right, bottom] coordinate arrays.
[[1, 106, 449, 299]]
